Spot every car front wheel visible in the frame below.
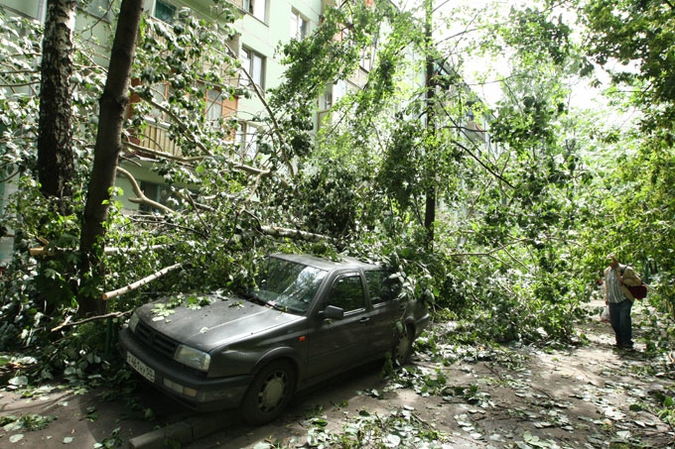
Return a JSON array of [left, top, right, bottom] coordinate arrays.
[[241, 360, 296, 425]]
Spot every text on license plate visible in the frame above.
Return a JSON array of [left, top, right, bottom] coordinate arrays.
[[126, 352, 156, 383]]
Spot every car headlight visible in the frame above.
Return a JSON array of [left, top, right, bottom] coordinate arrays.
[[174, 345, 211, 372], [129, 313, 140, 333]]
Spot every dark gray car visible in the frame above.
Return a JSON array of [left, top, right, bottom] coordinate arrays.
[[118, 253, 429, 424]]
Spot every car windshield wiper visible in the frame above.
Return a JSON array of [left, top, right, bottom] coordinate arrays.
[[245, 290, 289, 311], [265, 301, 290, 312], [243, 290, 268, 306]]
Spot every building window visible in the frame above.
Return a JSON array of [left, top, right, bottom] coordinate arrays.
[[360, 45, 374, 71], [291, 10, 308, 40], [241, 47, 265, 89], [148, 82, 170, 122], [81, 0, 113, 21], [319, 85, 333, 111], [206, 89, 224, 127], [139, 181, 171, 213], [243, 0, 266, 22], [236, 122, 260, 159], [154, 0, 176, 23]]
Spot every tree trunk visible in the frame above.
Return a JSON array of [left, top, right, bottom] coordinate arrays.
[[423, 0, 436, 251], [79, 0, 143, 316], [38, 0, 76, 214]]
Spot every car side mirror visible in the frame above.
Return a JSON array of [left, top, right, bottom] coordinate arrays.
[[319, 305, 344, 320]]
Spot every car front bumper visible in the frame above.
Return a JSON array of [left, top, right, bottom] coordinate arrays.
[[118, 326, 253, 411]]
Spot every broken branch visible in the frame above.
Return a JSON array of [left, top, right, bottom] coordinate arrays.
[[102, 262, 183, 301], [116, 166, 175, 215], [51, 310, 131, 332]]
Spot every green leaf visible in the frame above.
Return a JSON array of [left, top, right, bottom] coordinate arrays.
[[386, 434, 401, 447], [8, 376, 28, 387], [43, 268, 61, 280]]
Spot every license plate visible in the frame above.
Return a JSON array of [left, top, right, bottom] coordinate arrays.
[[126, 351, 156, 383]]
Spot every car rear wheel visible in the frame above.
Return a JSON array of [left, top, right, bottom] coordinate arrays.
[[241, 360, 296, 425], [394, 324, 414, 366]]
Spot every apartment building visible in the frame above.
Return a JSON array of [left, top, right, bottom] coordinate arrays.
[[0, 0, 331, 263], [0, 0, 492, 264], [120, 0, 331, 213]]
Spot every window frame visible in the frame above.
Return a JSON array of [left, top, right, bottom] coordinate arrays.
[[205, 88, 224, 128], [236, 121, 259, 159], [243, 0, 267, 22], [138, 181, 170, 214], [147, 82, 171, 123], [153, 0, 176, 23], [291, 9, 309, 40], [241, 47, 266, 89]]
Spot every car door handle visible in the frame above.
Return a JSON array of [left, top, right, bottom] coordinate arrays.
[[359, 317, 370, 325]]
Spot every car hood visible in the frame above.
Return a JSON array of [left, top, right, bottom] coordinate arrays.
[[135, 294, 304, 350]]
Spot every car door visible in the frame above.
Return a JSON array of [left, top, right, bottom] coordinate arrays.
[[364, 269, 403, 355], [306, 272, 375, 378]]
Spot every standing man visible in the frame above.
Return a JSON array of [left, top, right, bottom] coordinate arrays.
[[604, 254, 642, 350]]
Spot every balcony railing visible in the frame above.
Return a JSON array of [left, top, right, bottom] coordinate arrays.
[[136, 122, 181, 158]]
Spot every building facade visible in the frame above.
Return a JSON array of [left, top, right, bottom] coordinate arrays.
[[0, 0, 332, 263], [0, 0, 493, 264]]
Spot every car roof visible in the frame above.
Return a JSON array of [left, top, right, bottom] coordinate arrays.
[[270, 253, 380, 271]]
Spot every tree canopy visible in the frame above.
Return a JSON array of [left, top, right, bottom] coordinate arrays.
[[0, 0, 673, 412]]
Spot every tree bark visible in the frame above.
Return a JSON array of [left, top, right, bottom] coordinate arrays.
[[423, 0, 436, 251], [79, 0, 143, 316], [38, 0, 76, 214], [102, 263, 183, 301]]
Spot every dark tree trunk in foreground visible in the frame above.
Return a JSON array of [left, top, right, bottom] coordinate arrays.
[[38, 0, 76, 214], [79, 0, 143, 316]]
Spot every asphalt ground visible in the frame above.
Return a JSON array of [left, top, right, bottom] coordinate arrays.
[[0, 381, 205, 448], [0, 361, 385, 448]]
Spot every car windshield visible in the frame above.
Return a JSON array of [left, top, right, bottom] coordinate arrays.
[[252, 257, 327, 315]]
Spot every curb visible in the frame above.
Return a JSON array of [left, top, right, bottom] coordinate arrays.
[[129, 414, 224, 449]]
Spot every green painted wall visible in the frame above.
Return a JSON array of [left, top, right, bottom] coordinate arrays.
[[234, 1, 324, 120], [0, 0, 45, 20]]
